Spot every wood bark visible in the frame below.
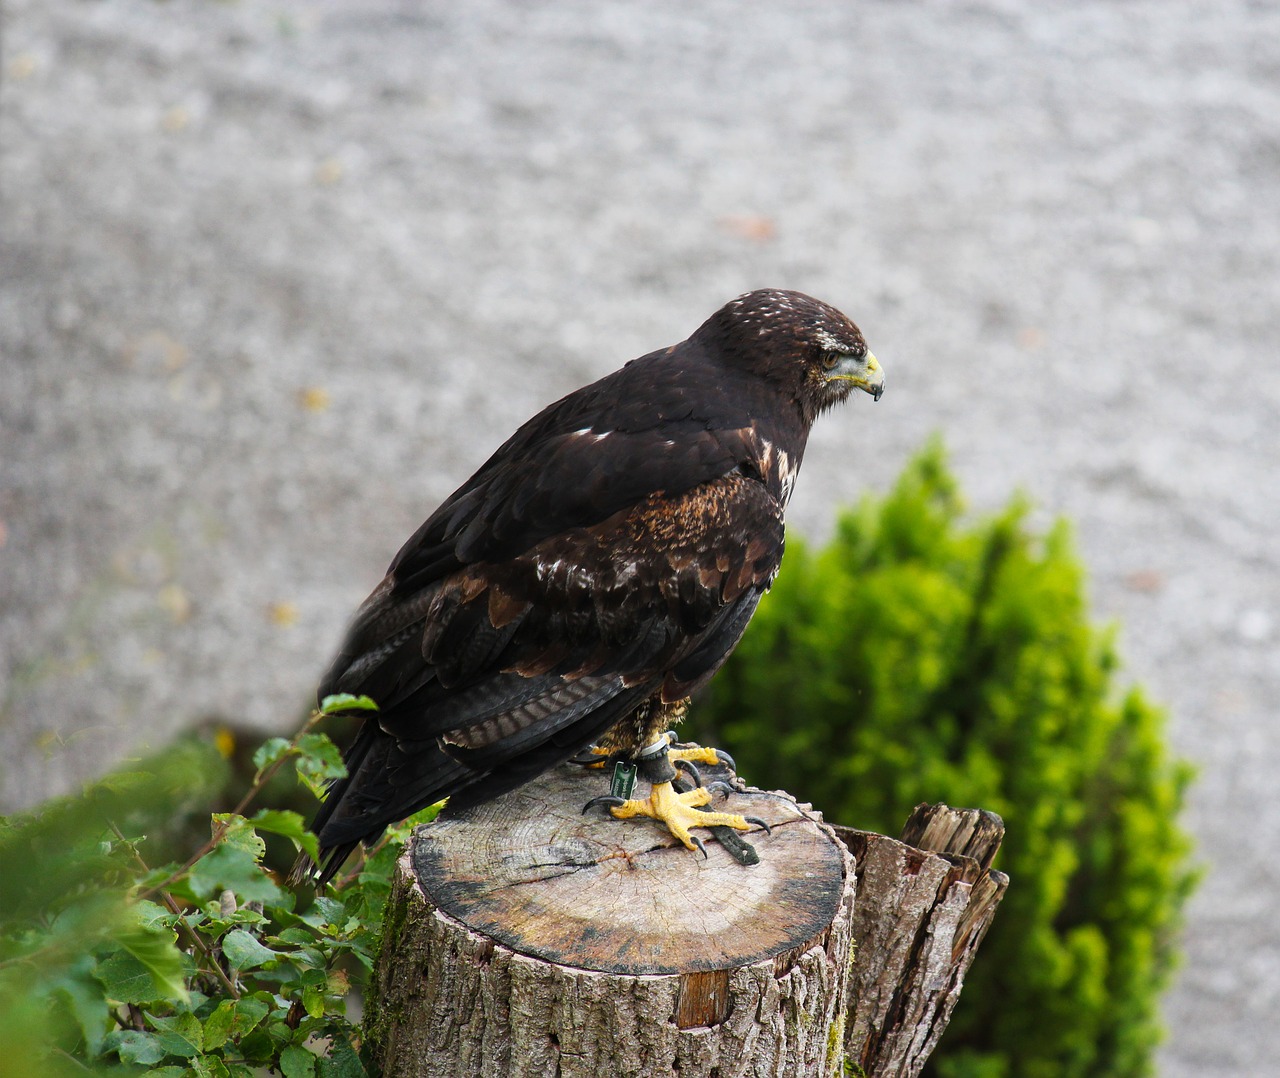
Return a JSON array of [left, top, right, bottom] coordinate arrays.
[[834, 804, 1008, 1076], [367, 757, 1006, 1078]]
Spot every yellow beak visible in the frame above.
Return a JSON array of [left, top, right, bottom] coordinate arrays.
[[830, 351, 884, 400]]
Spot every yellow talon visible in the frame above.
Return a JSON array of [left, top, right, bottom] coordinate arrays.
[[608, 780, 755, 852], [667, 745, 725, 768], [577, 745, 615, 769]]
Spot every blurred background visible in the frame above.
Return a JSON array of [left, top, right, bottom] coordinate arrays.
[[2, 1, 1277, 1073]]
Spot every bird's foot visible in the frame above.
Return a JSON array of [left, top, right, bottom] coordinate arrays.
[[572, 735, 733, 783], [663, 736, 736, 790], [570, 743, 619, 770], [587, 780, 769, 859]]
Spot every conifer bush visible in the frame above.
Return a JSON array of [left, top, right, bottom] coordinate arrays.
[[692, 441, 1197, 1078]]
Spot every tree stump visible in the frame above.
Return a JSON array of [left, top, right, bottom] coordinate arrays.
[[834, 804, 1008, 1076], [366, 756, 1007, 1078]]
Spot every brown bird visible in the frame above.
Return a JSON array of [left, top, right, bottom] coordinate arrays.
[[296, 289, 883, 884]]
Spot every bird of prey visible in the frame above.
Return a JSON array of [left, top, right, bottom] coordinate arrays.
[[296, 289, 883, 884]]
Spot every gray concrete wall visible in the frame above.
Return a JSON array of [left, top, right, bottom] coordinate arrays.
[[3, 2, 1278, 1073]]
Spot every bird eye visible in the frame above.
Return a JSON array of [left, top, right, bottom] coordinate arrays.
[[822, 350, 841, 370]]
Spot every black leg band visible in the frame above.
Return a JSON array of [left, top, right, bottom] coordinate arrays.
[[634, 743, 677, 785]]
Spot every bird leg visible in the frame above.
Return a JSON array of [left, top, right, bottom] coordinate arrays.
[[666, 740, 736, 785], [573, 733, 733, 782], [584, 737, 769, 859], [667, 743, 724, 766], [569, 743, 620, 769]]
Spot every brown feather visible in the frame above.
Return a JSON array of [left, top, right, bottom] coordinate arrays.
[[300, 288, 881, 884]]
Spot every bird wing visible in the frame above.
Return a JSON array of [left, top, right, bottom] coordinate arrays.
[[309, 467, 782, 860], [330, 463, 783, 742], [382, 347, 756, 590]]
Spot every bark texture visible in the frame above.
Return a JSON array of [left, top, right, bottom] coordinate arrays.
[[834, 804, 1009, 1077]]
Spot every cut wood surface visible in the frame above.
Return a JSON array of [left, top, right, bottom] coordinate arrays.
[[411, 757, 845, 976], [367, 754, 1007, 1078]]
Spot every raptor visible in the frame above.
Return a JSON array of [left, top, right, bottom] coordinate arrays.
[[295, 289, 883, 884]]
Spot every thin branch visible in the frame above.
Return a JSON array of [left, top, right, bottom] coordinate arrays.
[[332, 844, 378, 892], [108, 821, 241, 1001], [140, 709, 327, 898]]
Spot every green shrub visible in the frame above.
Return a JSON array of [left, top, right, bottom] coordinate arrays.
[[692, 440, 1197, 1078], [0, 695, 432, 1078]]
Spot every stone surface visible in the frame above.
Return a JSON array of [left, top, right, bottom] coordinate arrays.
[[2, 2, 1278, 1073]]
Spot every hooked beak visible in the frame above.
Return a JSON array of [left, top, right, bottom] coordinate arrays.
[[829, 351, 884, 401]]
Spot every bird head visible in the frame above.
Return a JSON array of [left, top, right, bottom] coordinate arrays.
[[694, 289, 883, 424]]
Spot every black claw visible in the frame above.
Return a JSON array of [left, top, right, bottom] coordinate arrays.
[[745, 815, 772, 835], [691, 834, 709, 859], [714, 748, 737, 771], [673, 758, 704, 787], [705, 781, 733, 799], [582, 795, 627, 815]]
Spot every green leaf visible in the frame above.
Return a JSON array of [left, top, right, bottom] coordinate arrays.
[[296, 734, 346, 771], [252, 736, 294, 773], [150, 1011, 204, 1058], [310, 896, 346, 927], [280, 1042, 318, 1078], [318, 693, 379, 715], [202, 999, 236, 1051], [239, 1026, 278, 1063], [94, 946, 162, 1004], [249, 808, 320, 862], [273, 926, 318, 947], [103, 1028, 168, 1065], [191, 1055, 233, 1078], [115, 914, 189, 1003], [290, 944, 329, 970], [221, 928, 279, 971], [188, 843, 283, 904], [211, 813, 267, 858], [0, 739, 226, 923], [294, 733, 347, 799], [134, 898, 176, 930], [95, 770, 157, 795], [317, 1028, 368, 1078], [202, 994, 272, 1051], [50, 964, 112, 1056], [303, 981, 327, 1018], [382, 801, 444, 844]]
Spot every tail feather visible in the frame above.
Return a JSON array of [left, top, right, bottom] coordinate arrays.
[[292, 680, 653, 887], [292, 721, 476, 887], [289, 839, 361, 888]]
